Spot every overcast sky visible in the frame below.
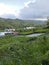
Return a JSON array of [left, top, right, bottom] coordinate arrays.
[[0, 0, 49, 19]]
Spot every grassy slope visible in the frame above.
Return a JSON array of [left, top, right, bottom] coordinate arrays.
[[0, 34, 49, 65]]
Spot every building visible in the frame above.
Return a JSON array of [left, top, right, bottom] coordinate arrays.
[[4, 29, 19, 35], [24, 27, 35, 30], [5, 29, 15, 32]]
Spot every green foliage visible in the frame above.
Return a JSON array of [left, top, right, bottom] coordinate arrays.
[[0, 18, 34, 30], [46, 20, 49, 28], [0, 18, 49, 65], [0, 34, 49, 65]]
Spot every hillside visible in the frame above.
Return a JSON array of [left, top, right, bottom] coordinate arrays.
[[0, 18, 47, 30], [24, 20, 47, 25], [0, 18, 25, 30]]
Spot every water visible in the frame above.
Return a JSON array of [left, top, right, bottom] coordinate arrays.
[[26, 33, 43, 37], [0, 32, 43, 37], [0, 32, 13, 37], [18, 33, 43, 37], [0, 32, 5, 36]]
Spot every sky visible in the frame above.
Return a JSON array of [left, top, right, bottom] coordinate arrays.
[[0, 0, 49, 20]]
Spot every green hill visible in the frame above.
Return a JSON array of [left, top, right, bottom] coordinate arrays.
[[0, 18, 24, 30], [0, 18, 46, 30], [0, 18, 34, 30]]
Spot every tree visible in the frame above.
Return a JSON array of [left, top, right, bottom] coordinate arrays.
[[46, 18, 49, 28]]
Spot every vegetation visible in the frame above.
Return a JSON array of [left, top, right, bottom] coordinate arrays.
[[0, 34, 49, 65], [0, 18, 46, 30], [0, 18, 35, 30], [0, 18, 49, 65], [19, 27, 48, 35]]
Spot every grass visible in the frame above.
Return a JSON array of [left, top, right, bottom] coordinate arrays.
[[0, 34, 49, 65], [19, 28, 48, 35]]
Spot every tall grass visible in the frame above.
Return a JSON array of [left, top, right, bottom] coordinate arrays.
[[0, 34, 49, 65]]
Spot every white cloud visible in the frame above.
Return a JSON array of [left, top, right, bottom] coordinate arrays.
[[19, 0, 49, 19], [24, 1, 31, 7], [0, 3, 19, 17], [24, 0, 36, 7], [32, 18, 48, 21]]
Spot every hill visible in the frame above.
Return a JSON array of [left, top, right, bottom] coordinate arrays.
[[0, 18, 47, 30]]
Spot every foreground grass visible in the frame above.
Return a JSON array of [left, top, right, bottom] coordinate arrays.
[[0, 34, 49, 65]]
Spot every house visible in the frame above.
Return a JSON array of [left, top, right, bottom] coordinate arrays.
[[5, 29, 15, 32], [24, 27, 35, 30], [4, 29, 19, 35]]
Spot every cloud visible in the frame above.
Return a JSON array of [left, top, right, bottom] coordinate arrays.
[[24, 0, 36, 7], [19, 0, 49, 19], [1, 14, 16, 19], [0, 3, 19, 18]]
